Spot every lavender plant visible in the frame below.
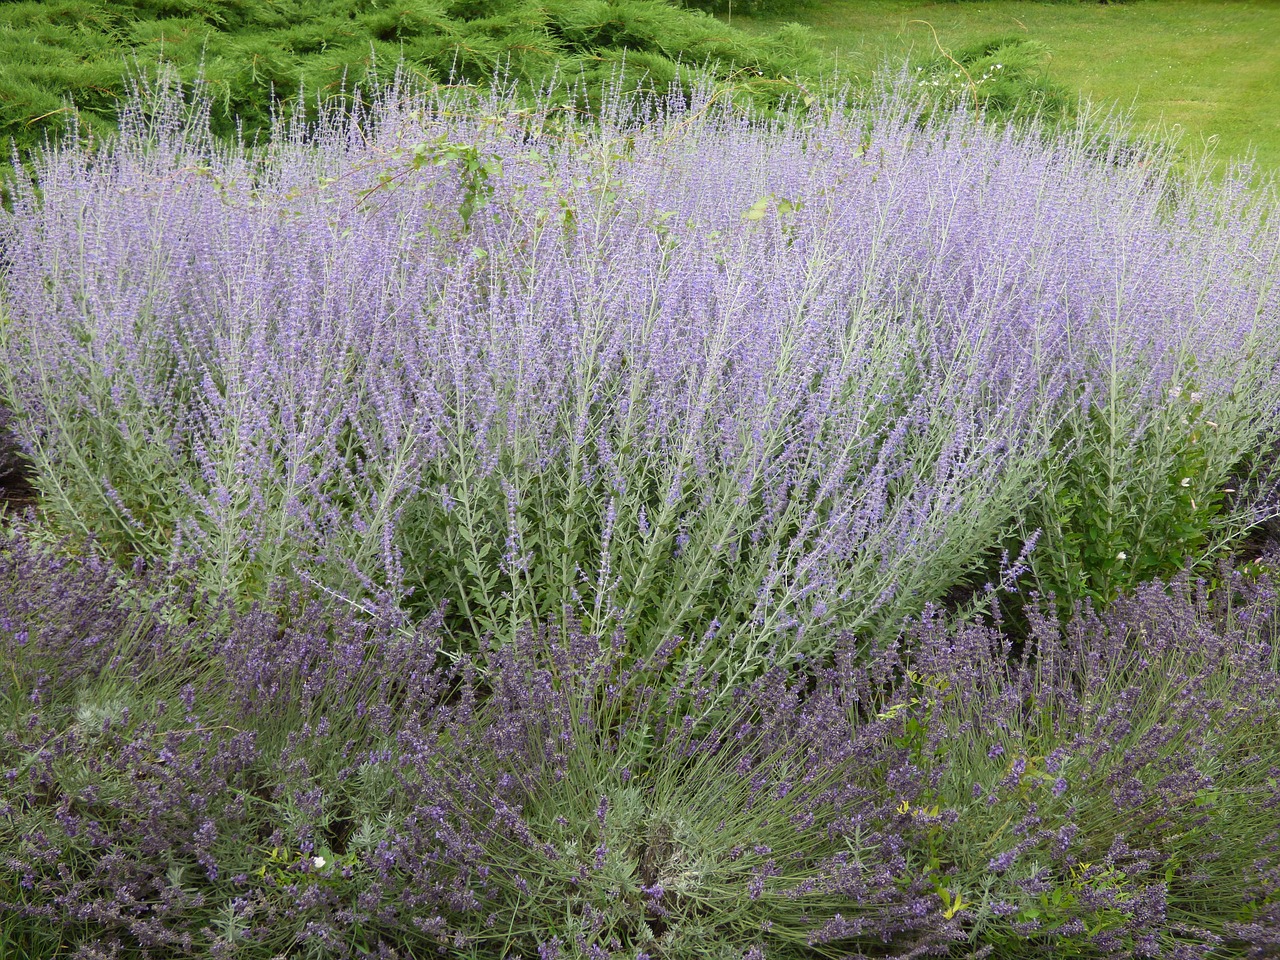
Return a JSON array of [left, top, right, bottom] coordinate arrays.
[[0, 73, 1039, 682], [889, 566, 1280, 957], [0, 523, 955, 958], [1017, 155, 1280, 610], [4, 519, 1279, 957]]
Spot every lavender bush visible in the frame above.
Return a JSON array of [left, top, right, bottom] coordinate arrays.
[[3, 521, 1278, 957], [889, 565, 1280, 957], [0, 523, 954, 958], [4, 72, 1278, 690], [0, 74, 1040, 684]]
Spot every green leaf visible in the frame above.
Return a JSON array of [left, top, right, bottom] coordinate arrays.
[[743, 195, 772, 221]]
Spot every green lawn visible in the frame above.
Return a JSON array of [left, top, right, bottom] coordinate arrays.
[[737, 0, 1280, 179]]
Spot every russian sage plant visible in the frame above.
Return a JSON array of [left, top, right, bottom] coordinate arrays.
[[2, 71, 1279, 689]]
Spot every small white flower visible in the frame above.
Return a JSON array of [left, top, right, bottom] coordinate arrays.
[[1190, 391, 1202, 404], [1181, 477, 1192, 487], [1116, 551, 1128, 561], [1169, 384, 1183, 400], [312, 856, 327, 870]]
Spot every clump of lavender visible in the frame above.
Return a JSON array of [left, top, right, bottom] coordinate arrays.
[[5, 71, 1277, 689], [892, 561, 1280, 956], [358, 621, 964, 959], [0, 523, 956, 958], [4, 517, 1280, 956]]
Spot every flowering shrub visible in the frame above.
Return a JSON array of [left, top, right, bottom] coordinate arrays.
[[0, 75, 1041, 687], [3, 73, 1279, 686], [894, 566, 1280, 956]]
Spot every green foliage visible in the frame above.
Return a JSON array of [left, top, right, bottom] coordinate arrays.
[[912, 35, 1074, 129], [675, 0, 812, 17], [1026, 359, 1266, 614], [0, 0, 830, 183]]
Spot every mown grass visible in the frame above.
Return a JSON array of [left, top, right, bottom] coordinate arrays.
[[734, 0, 1280, 179]]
